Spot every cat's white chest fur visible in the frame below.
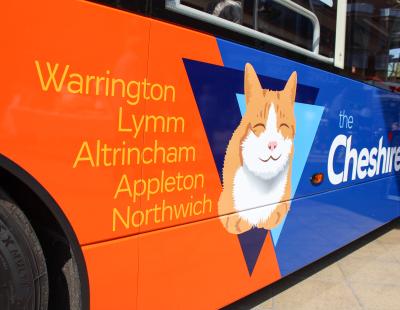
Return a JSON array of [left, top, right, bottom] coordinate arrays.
[[233, 164, 289, 226]]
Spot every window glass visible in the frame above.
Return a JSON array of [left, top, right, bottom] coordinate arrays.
[[91, 0, 146, 13], [256, 1, 314, 52], [182, 0, 337, 57], [345, 0, 400, 90], [257, 1, 336, 57], [181, 0, 255, 28]]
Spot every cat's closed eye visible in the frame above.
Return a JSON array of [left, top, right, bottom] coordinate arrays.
[[279, 123, 292, 137], [252, 123, 265, 135], [253, 123, 265, 129]]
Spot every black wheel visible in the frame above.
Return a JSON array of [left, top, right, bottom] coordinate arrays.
[[0, 198, 49, 310]]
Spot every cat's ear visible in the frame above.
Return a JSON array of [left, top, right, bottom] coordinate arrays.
[[284, 71, 297, 104], [244, 63, 263, 106]]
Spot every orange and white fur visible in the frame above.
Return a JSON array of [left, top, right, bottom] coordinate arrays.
[[219, 63, 297, 234]]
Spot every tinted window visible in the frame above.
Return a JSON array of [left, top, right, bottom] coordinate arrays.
[[90, 0, 147, 13], [257, 0, 336, 57], [181, 0, 255, 28], [345, 0, 400, 91], [180, 0, 337, 57]]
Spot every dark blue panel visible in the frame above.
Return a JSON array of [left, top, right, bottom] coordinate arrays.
[[276, 176, 399, 276], [215, 38, 400, 277]]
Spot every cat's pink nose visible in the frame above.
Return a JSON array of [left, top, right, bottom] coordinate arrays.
[[268, 141, 278, 151]]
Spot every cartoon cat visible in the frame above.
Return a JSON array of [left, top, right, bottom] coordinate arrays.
[[218, 63, 297, 234]]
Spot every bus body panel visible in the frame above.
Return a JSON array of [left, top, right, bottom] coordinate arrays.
[[274, 175, 399, 277], [135, 18, 224, 235], [136, 12, 400, 308], [135, 177, 398, 309], [0, 0, 150, 244], [130, 12, 399, 308], [137, 216, 281, 309], [0, 1, 398, 309], [82, 236, 139, 310]]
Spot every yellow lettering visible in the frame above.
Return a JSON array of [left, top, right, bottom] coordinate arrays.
[[166, 116, 185, 133], [118, 107, 132, 132], [73, 141, 95, 168], [164, 85, 176, 102], [132, 114, 144, 138], [114, 174, 132, 199], [67, 73, 83, 94], [35, 61, 69, 92], [112, 206, 131, 231]]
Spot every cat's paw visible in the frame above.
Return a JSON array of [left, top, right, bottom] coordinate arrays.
[[259, 202, 290, 230], [221, 213, 252, 234]]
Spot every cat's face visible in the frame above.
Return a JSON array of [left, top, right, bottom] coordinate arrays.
[[241, 64, 297, 180]]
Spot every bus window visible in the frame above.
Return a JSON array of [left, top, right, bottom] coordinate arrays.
[[256, 1, 336, 58], [205, 0, 242, 24], [345, 0, 400, 91], [181, 0, 256, 27], [91, 0, 146, 13], [166, 0, 337, 65], [256, 1, 314, 52]]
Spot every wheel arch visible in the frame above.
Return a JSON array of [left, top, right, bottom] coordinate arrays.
[[0, 153, 90, 310]]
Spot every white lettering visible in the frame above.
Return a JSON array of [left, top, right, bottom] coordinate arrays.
[[327, 135, 400, 185], [327, 134, 346, 185]]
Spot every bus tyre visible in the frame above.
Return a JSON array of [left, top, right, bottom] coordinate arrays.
[[0, 199, 49, 310]]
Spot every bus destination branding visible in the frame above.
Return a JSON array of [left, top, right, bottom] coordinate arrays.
[[328, 110, 400, 185]]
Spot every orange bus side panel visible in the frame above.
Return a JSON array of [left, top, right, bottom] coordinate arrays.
[[137, 217, 280, 309], [82, 236, 139, 310], [136, 18, 224, 234], [0, 0, 150, 244]]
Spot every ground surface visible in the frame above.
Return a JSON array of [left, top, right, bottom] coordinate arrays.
[[225, 219, 400, 310]]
